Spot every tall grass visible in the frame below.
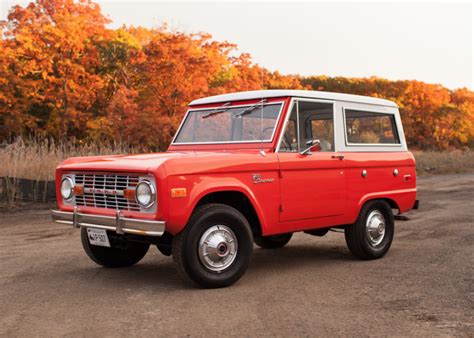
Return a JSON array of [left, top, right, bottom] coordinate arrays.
[[0, 138, 136, 204], [0, 137, 135, 181], [413, 150, 474, 176]]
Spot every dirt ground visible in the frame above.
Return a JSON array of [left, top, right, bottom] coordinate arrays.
[[0, 174, 473, 336]]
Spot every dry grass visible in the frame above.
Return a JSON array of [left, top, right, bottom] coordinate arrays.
[[413, 150, 474, 176], [0, 137, 135, 181], [0, 138, 135, 203]]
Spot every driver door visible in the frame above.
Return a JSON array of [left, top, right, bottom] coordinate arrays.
[[277, 99, 346, 222]]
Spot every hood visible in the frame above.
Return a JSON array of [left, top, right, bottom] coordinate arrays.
[[58, 150, 279, 175], [58, 152, 196, 172]]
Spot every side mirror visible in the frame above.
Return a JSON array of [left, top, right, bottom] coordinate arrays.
[[300, 139, 321, 156]]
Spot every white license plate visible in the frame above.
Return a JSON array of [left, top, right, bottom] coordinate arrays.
[[86, 228, 110, 247]]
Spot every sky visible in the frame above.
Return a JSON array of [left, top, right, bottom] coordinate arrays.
[[1, 0, 473, 90]]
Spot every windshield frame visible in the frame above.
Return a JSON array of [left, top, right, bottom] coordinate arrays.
[[171, 101, 286, 145]]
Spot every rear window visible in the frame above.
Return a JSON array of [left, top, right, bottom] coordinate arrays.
[[345, 110, 400, 144]]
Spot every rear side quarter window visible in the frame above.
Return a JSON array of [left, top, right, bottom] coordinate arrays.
[[344, 109, 400, 145]]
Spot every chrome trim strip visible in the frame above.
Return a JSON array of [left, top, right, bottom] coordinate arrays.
[[171, 101, 285, 145], [51, 209, 165, 237]]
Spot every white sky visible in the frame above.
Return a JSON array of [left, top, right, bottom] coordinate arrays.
[[2, 0, 473, 89]]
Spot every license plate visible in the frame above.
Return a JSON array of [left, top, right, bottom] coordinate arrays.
[[86, 228, 110, 247]]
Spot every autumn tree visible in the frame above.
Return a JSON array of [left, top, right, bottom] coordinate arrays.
[[450, 88, 474, 148], [0, 0, 110, 139]]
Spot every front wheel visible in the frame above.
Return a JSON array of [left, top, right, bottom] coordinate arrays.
[[254, 233, 292, 249], [172, 204, 253, 288], [344, 200, 394, 260], [81, 228, 149, 267]]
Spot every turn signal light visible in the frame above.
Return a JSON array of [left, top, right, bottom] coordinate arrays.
[[123, 188, 136, 200], [171, 188, 187, 198], [73, 185, 83, 196]]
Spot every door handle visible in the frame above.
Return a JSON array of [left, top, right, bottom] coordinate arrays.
[[331, 154, 344, 160]]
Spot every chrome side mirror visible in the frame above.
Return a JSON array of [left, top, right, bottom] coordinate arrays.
[[300, 139, 321, 156]]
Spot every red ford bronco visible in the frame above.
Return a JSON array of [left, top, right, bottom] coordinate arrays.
[[52, 90, 418, 288]]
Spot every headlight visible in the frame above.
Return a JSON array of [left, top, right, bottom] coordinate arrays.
[[136, 180, 155, 208], [60, 177, 74, 201]]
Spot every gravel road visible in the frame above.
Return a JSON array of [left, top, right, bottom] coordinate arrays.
[[0, 174, 473, 336]]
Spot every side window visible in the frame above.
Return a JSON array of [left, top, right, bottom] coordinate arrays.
[[279, 101, 334, 152], [280, 105, 298, 152], [299, 101, 334, 152], [345, 110, 400, 144]]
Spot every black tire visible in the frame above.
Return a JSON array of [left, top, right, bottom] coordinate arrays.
[[172, 203, 253, 288], [156, 232, 173, 256], [345, 200, 394, 260], [304, 228, 330, 237], [156, 243, 172, 256], [81, 228, 149, 268], [254, 233, 292, 249]]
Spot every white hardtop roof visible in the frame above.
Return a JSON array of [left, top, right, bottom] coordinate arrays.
[[190, 89, 398, 108]]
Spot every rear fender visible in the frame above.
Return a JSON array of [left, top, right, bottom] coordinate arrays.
[[352, 188, 417, 222]]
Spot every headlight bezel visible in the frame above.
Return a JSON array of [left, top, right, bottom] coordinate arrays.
[[60, 176, 75, 201], [135, 180, 156, 209]]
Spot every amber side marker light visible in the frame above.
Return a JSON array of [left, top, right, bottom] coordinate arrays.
[[123, 188, 136, 200], [73, 185, 84, 196], [171, 188, 187, 198]]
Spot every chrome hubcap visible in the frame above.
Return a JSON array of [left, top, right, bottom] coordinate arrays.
[[198, 225, 238, 272], [366, 210, 386, 246]]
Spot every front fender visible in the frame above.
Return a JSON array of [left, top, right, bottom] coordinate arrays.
[[163, 174, 275, 235]]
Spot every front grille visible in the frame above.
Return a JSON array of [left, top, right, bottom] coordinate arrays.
[[75, 173, 141, 211]]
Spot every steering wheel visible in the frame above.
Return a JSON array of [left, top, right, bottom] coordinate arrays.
[[281, 134, 293, 151], [261, 126, 274, 139], [259, 127, 292, 151]]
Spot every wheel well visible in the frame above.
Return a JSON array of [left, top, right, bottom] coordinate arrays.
[[364, 198, 400, 213], [382, 198, 400, 212], [196, 191, 262, 236]]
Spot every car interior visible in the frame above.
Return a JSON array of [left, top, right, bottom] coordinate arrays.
[[280, 101, 334, 152]]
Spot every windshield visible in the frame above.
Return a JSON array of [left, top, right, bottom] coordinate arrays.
[[173, 102, 283, 144]]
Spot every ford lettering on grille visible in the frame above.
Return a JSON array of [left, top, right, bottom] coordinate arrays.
[[83, 187, 123, 196]]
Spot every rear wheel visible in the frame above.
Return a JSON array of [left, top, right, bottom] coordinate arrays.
[[81, 228, 149, 267], [254, 233, 292, 249], [172, 203, 253, 288], [344, 200, 394, 260]]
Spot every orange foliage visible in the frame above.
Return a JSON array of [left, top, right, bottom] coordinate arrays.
[[0, 1, 472, 150]]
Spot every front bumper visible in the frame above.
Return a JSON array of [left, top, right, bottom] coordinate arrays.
[[51, 208, 165, 237]]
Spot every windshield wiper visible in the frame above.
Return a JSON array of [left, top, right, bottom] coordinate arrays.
[[233, 99, 267, 118], [202, 102, 231, 119]]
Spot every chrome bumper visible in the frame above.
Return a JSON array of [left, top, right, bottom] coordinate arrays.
[[51, 208, 165, 237]]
